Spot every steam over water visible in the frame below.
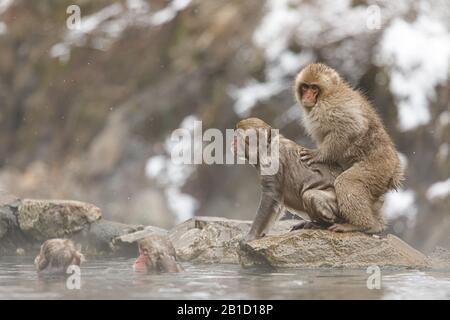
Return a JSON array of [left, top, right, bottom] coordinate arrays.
[[0, 257, 449, 299]]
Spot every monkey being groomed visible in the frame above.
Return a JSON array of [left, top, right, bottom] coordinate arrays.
[[133, 234, 183, 273], [34, 239, 84, 275], [233, 117, 346, 243]]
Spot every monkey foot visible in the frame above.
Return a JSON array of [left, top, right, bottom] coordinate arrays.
[[328, 223, 362, 233], [290, 220, 322, 231]]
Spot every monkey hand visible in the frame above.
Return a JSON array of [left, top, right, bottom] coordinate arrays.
[[300, 148, 322, 165]]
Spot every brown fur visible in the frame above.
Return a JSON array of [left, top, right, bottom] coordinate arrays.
[[34, 239, 83, 274], [235, 118, 344, 242], [294, 63, 404, 233], [137, 234, 183, 273]]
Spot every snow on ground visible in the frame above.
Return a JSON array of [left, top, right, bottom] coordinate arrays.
[[384, 189, 417, 222], [378, 15, 450, 131], [145, 115, 199, 222], [426, 178, 450, 201]]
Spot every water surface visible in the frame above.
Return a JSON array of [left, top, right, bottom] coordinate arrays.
[[0, 257, 449, 299]]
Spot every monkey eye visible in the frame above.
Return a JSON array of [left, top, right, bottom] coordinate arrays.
[[301, 84, 309, 91], [311, 84, 320, 92]]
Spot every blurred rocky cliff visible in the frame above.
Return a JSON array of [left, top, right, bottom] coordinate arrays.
[[0, 0, 449, 252]]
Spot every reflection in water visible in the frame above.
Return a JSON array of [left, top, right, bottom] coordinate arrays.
[[0, 256, 449, 299]]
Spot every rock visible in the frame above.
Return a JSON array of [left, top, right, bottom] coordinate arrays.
[[238, 229, 430, 269], [0, 195, 154, 256], [134, 234, 183, 273], [0, 193, 20, 239], [16, 199, 102, 241], [169, 216, 298, 264], [114, 225, 167, 244], [73, 220, 144, 256], [0, 194, 29, 255], [429, 246, 450, 269]]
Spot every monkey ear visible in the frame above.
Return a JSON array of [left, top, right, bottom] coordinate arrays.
[[329, 71, 340, 86]]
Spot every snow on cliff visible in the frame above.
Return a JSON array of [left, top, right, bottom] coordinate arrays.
[[51, 0, 192, 62], [378, 15, 450, 131], [146, 115, 199, 222]]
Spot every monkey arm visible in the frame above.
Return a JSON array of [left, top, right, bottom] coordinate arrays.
[[301, 128, 359, 165], [315, 131, 352, 162], [301, 106, 368, 165], [243, 173, 284, 242]]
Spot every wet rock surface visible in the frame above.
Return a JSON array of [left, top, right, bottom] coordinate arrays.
[[0, 196, 443, 269], [114, 225, 168, 244], [17, 199, 102, 241], [168, 216, 298, 264], [0, 195, 144, 256], [73, 220, 144, 257], [0, 193, 26, 255], [429, 247, 450, 269], [238, 229, 431, 269]]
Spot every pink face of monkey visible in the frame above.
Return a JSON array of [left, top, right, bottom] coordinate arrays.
[[133, 245, 150, 273], [300, 83, 320, 108], [133, 236, 183, 273]]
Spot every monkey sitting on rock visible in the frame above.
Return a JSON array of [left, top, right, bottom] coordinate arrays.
[[133, 234, 183, 273], [233, 117, 345, 243], [34, 239, 84, 275], [294, 63, 403, 233]]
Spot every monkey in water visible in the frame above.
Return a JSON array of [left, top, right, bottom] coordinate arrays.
[[133, 234, 183, 273], [232, 117, 345, 242], [294, 63, 403, 233], [34, 239, 84, 275]]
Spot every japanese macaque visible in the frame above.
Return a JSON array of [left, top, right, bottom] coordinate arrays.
[[34, 239, 84, 274], [133, 234, 183, 273], [295, 63, 404, 233], [233, 118, 344, 242]]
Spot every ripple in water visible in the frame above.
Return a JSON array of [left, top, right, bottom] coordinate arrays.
[[0, 256, 449, 299]]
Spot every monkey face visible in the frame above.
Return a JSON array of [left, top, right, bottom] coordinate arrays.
[[136, 241, 162, 271], [232, 129, 264, 163], [300, 83, 320, 108], [134, 246, 151, 272]]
